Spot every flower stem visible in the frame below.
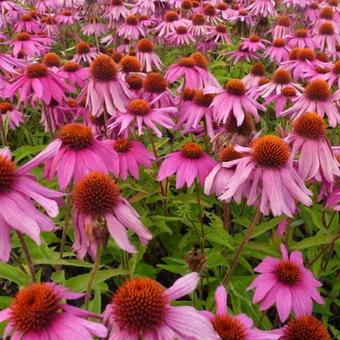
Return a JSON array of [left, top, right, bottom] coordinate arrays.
[[85, 245, 101, 309], [223, 202, 232, 231], [222, 208, 262, 285], [0, 116, 7, 146], [16, 231, 36, 282], [195, 180, 205, 256]]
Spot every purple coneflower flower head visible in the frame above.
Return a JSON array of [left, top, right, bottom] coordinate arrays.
[[247, 243, 324, 322], [0, 147, 62, 262], [0, 282, 108, 339], [204, 78, 264, 125], [167, 25, 195, 46], [58, 60, 89, 88], [208, 24, 232, 44], [280, 79, 340, 127], [0, 101, 24, 129], [242, 62, 266, 89], [85, 54, 132, 116], [321, 59, 340, 87], [0, 0, 24, 13], [28, 123, 118, 190], [81, 20, 106, 36], [105, 138, 155, 180], [218, 135, 313, 217], [10, 32, 48, 58], [303, 1, 320, 22], [73, 41, 98, 64], [118, 15, 145, 40], [314, 22, 340, 53], [229, 8, 255, 25], [136, 38, 163, 72], [155, 10, 189, 37], [109, 98, 176, 137], [272, 15, 292, 39], [72, 172, 152, 257], [202, 285, 282, 340], [13, 12, 41, 33], [283, 0, 310, 8], [264, 38, 291, 63], [189, 13, 210, 37], [104, 0, 129, 22], [247, 0, 276, 17], [240, 34, 268, 52], [41, 52, 62, 72], [313, 6, 339, 34], [3, 63, 73, 106], [104, 273, 219, 339], [226, 46, 259, 63], [176, 90, 216, 137], [287, 112, 340, 182], [201, 4, 222, 25], [56, 8, 80, 24], [288, 28, 318, 49], [0, 52, 25, 74], [157, 141, 217, 188]]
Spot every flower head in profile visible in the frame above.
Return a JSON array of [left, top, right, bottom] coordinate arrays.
[[0, 282, 107, 339], [72, 172, 152, 257], [218, 135, 312, 217], [287, 28, 318, 49], [0, 148, 62, 262], [240, 34, 268, 52], [118, 15, 145, 40], [9, 32, 49, 58], [247, 244, 324, 322], [202, 286, 281, 340], [3, 63, 73, 106], [0, 101, 24, 129], [247, 0, 276, 17], [157, 142, 217, 188], [264, 38, 291, 63], [58, 61, 89, 88], [104, 273, 219, 340], [136, 38, 163, 72], [73, 41, 98, 64]]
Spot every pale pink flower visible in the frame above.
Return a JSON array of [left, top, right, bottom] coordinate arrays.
[[155, 10, 190, 37], [81, 21, 106, 36], [287, 29, 318, 49], [167, 25, 195, 46], [272, 15, 293, 40], [188, 13, 210, 37], [56, 9, 80, 24], [136, 38, 163, 72], [104, 0, 129, 22], [247, 0, 276, 17], [208, 24, 232, 44], [314, 21, 340, 53]]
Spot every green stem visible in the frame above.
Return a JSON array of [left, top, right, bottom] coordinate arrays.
[[85, 245, 101, 309], [222, 208, 262, 285], [195, 180, 205, 256], [16, 231, 36, 282], [223, 202, 231, 232]]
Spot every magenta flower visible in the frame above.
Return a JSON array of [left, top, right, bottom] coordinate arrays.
[[13, 13, 41, 33], [0, 282, 107, 339], [105, 138, 155, 180], [264, 38, 291, 63], [136, 38, 163, 72], [167, 25, 195, 46], [81, 21, 106, 36], [218, 135, 312, 217], [287, 29, 318, 49], [118, 15, 145, 40], [0, 52, 26, 74], [109, 98, 176, 137], [0, 101, 24, 129], [73, 41, 98, 64], [9, 32, 48, 58], [247, 0, 276, 17], [242, 62, 266, 89], [321, 60, 340, 88], [85, 54, 132, 117], [188, 13, 210, 37], [272, 15, 292, 40], [158, 142, 217, 188], [314, 22, 340, 53], [280, 79, 340, 127], [240, 34, 268, 52], [58, 61, 89, 88], [229, 8, 255, 26], [26, 123, 118, 190], [155, 10, 189, 37], [72, 172, 152, 257], [104, 0, 129, 22], [3, 63, 73, 106], [288, 112, 340, 184], [208, 24, 232, 44], [103, 273, 219, 339], [0, 147, 62, 262], [56, 8, 80, 25], [202, 286, 281, 340], [204, 79, 265, 125], [247, 243, 324, 322]]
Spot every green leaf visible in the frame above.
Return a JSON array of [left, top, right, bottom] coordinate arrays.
[[290, 234, 340, 250], [34, 258, 94, 268], [12, 145, 46, 162], [89, 287, 102, 314], [0, 296, 12, 309], [0, 263, 31, 286], [251, 216, 284, 238]]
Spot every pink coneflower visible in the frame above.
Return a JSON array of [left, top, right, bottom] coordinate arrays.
[[226, 47, 259, 63], [303, 1, 320, 22], [58, 60, 89, 88], [13, 13, 41, 33], [104, 0, 129, 22], [313, 6, 338, 34], [240, 34, 268, 52], [155, 10, 189, 37], [10, 32, 48, 58], [229, 8, 255, 26], [108, 98, 176, 137], [167, 25, 195, 46], [202, 4, 222, 25], [81, 21, 106, 36], [264, 38, 291, 63], [280, 79, 340, 127], [0, 147, 62, 262], [219, 135, 312, 217], [287, 112, 340, 182], [208, 24, 232, 44], [287, 29, 318, 49], [85, 54, 132, 116], [104, 273, 219, 339], [40, 15, 59, 36], [0, 101, 24, 129], [204, 79, 264, 125], [41, 52, 62, 72], [283, 0, 310, 8], [176, 90, 216, 137], [0, 0, 23, 13], [247, 0, 276, 17], [322, 60, 340, 87], [272, 15, 292, 39], [3, 63, 73, 106], [136, 38, 163, 72], [105, 138, 155, 180], [73, 41, 98, 64], [72, 172, 152, 257], [247, 243, 324, 322], [189, 13, 210, 37], [314, 22, 340, 53], [242, 62, 266, 89], [0, 52, 25, 74], [56, 9, 80, 25], [0, 282, 107, 339], [27, 123, 118, 190], [118, 15, 145, 40], [157, 142, 216, 188], [202, 286, 282, 340]]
